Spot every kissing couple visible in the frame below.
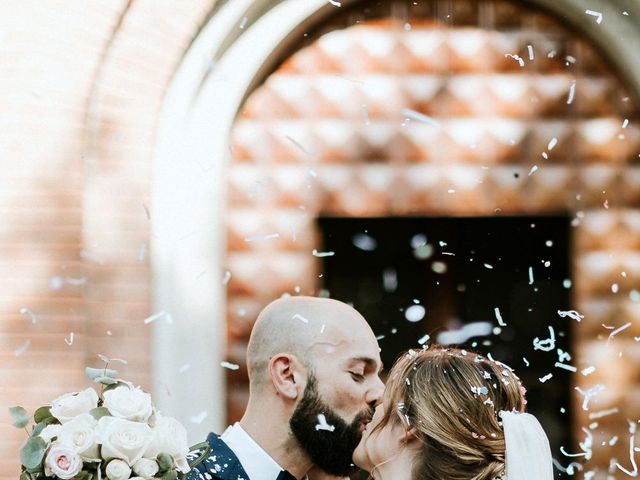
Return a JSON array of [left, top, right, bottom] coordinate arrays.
[[186, 296, 553, 480]]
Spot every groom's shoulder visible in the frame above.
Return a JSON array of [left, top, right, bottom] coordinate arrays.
[[185, 432, 248, 480]]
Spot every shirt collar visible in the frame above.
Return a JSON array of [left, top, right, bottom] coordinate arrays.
[[221, 423, 284, 480]]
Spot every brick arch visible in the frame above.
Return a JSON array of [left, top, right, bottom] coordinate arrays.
[[227, 0, 640, 473]]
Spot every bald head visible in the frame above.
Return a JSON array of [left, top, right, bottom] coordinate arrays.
[[246, 296, 376, 391]]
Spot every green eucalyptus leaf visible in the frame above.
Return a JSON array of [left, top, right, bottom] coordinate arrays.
[[85, 367, 119, 381], [93, 376, 118, 385], [33, 406, 52, 424], [74, 471, 93, 480], [89, 407, 111, 420], [20, 436, 46, 470], [156, 453, 174, 473], [161, 469, 178, 480], [10, 406, 30, 428], [31, 419, 56, 438]]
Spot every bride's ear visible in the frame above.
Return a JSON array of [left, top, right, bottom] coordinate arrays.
[[399, 427, 420, 445]]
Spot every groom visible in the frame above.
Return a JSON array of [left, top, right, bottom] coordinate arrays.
[[186, 296, 384, 480]]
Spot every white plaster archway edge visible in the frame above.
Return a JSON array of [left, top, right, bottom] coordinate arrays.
[[152, 0, 640, 442]]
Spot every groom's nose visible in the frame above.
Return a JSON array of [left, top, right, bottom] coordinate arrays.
[[365, 375, 385, 406]]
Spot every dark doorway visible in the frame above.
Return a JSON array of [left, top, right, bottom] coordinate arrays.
[[318, 216, 572, 473]]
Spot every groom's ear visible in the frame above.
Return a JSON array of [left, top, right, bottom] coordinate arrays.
[[269, 353, 300, 400]]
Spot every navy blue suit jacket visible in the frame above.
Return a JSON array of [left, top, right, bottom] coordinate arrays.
[[185, 433, 251, 480]]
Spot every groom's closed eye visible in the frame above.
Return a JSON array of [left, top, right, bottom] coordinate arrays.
[[349, 371, 365, 382]]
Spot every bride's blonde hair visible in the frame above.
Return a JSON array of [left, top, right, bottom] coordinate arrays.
[[373, 346, 526, 480]]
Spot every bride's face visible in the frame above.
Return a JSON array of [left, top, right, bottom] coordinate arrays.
[[352, 398, 406, 471]]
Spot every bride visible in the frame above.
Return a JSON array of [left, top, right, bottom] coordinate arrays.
[[352, 346, 554, 480]]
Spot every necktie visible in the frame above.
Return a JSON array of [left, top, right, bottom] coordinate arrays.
[[276, 470, 297, 480]]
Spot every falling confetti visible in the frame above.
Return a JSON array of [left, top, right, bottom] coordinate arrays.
[[585, 9, 603, 24], [555, 362, 577, 372], [405, 305, 426, 322], [528, 266, 534, 285], [607, 322, 632, 344], [312, 249, 335, 257], [239, 16, 248, 29], [533, 326, 556, 351], [352, 233, 377, 251], [581, 366, 596, 376], [221, 361, 240, 370], [417, 334, 430, 345], [315, 414, 336, 431], [548, 138, 558, 150], [222, 271, 232, 285], [557, 310, 584, 322], [539, 373, 553, 383], [328, 0, 341, 6], [528, 165, 538, 176], [292, 313, 309, 324], [437, 322, 493, 345], [19, 307, 38, 324], [400, 108, 441, 128], [494, 307, 507, 326], [143, 311, 169, 324], [504, 53, 525, 67], [14, 340, 31, 356], [575, 384, 605, 410], [383, 268, 398, 292], [527, 45, 534, 60], [245, 233, 280, 242], [589, 408, 618, 420], [64, 332, 74, 346], [567, 81, 576, 104]]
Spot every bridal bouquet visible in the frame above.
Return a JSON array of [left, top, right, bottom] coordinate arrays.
[[10, 363, 190, 480]]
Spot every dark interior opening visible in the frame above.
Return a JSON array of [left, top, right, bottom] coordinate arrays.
[[318, 216, 572, 473]]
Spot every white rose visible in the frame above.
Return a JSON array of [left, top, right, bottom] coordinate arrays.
[[144, 414, 190, 473], [132, 458, 159, 479], [98, 416, 154, 465], [103, 386, 152, 422], [44, 441, 83, 479], [58, 413, 99, 459], [50, 388, 99, 423], [106, 459, 131, 480], [40, 424, 62, 444]]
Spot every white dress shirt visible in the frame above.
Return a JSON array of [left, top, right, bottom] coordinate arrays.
[[221, 423, 284, 480]]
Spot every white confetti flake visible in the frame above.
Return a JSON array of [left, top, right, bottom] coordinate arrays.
[[528, 266, 534, 285], [417, 334, 430, 345], [239, 16, 247, 29], [494, 307, 507, 326], [383, 268, 398, 292], [548, 138, 558, 150], [484, 263, 493, 269], [190, 411, 208, 424], [581, 366, 596, 376], [64, 332, 74, 346], [522, 357, 530, 367], [555, 362, 577, 372], [292, 313, 309, 324], [245, 233, 280, 242], [539, 373, 553, 383], [585, 9, 603, 24], [328, 0, 341, 6], [315, 414, 336, 431], [221, 361, 240, 370], [14, 339, 31, 356], [557, 309, 583, 322], [615, 429, 638, 477], [567, 80, 576, 104], [589, 408, 618, 420], [611, 283, 619, 293], [19, 307, 38, 324], [312, 249, 335, 257], [505, 53, 525, 67], [222, 271, 232, 285], [622, 119, 629, 129], [527, 45, 534, 60], [528, 165, 538, 176], [143, 311, 169, 324], [400, 108, 441, 128], [575, 384, 605, 410], [432, 261, 447, 274], [352, 233, 377, 251], [607, 322, 632, 344], [533, 326, 556, 351], [405, 305, 426, 322]]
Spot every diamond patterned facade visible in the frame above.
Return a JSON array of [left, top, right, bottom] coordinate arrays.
[[227, 1, 639, 473]]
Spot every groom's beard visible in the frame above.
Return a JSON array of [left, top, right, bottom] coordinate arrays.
[[289, 375, 374, 477]]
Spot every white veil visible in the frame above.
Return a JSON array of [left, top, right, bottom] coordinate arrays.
[[499, 411, 554, 480]]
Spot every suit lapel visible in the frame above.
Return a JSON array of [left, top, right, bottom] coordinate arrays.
[[188, 433, 252, 480]]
